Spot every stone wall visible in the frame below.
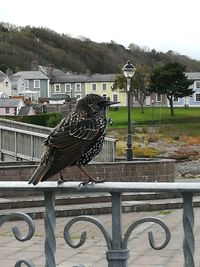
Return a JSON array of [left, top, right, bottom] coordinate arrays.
[[0, 159, 175, 183]]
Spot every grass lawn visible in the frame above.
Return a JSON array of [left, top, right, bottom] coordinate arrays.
[[107, 107, 200, 158], [108, 106, 200, 129]]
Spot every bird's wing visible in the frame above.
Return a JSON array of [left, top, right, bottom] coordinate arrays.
[[40, 118, 101, 180], [29, 118, 100, 184], [49, 118, 99, 147]]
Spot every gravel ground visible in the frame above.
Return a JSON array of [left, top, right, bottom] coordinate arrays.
[[175, 159, 200, 178], [148, 140, 200, 179]]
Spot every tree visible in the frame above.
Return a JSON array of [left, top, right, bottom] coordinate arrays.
[[133, 64, 151, 113], [112, 64, 151, 112], [149, 62, 193, 116]]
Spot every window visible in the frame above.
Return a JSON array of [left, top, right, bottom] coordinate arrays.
[[196, 94, 200, 101], [34, 80, 40, 88], [156, 94, 162, 102], [25, 80, 29, 88], [92, 83, 97, 91], [102, 83, 107, 90], [75, 83, 81, 92], [134, 92, 139, 102], [113, 94, 118, 102], [5, 108, 9, 114], [5, 81, 8, 87], [54, 84, 61, 92], [75, 94, 82, 99], [196, 82, 200, 88], [174, 96, 179, 101], [134, 96, 139, 102], [65, 83, 71, 92]]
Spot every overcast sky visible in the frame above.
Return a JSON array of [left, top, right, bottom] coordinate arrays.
[[1, 0, 200, 60]]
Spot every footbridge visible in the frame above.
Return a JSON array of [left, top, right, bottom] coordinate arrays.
[[0, 119, 117, 162]]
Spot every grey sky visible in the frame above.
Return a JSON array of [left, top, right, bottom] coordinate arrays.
[[1, 0, 200, 60]]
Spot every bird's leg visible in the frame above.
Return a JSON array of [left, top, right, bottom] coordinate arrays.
[[78, 166, 105, 185], [57, 172, 73, 185]]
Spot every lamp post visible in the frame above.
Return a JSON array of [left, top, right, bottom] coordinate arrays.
[[122, 60, 136, 161], [151, 99, 155, 125]]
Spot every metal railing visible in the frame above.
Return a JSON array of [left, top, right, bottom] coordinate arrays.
[[0, 181, 197, 267], [0, 123, 116, 162]]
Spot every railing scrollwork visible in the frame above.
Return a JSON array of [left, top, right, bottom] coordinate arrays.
[[122, 217, 171, 250], [0, 181, 198, 266], [14, 259, 35, 267], [63, 193, 171, 267], [64, 215, 112, 249], [0, 212, 35, 266]]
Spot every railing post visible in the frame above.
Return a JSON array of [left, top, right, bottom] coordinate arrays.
[[0, 128, 2, 160], [14, 131, 17, 160], [30, 135, 33, 160], [182, 193, 195, 267], [106, 192, 129, 267], [44, 191, 56, 267]]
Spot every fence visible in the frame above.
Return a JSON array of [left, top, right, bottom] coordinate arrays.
[[0, 181, 196, 267], [0, 120, 116, 162]]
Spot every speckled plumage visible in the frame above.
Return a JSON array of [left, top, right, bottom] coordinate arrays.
[[29, 94, 116, 185]]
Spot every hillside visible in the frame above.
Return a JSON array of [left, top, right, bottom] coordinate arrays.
[[1, 22, 200, 74]]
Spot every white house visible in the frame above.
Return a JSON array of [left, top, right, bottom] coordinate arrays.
[[9, 75, 25, 96], [0, 71, 12, 97], [173, 72, 200, 107]]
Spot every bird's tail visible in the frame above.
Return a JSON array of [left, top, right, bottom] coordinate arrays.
[[28, 163, 50, 185]]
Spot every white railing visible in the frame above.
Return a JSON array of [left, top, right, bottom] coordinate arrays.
[[0, 120, 116, 162]]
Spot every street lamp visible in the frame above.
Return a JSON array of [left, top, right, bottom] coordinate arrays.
[[151, 99, 155, 125], [122, 60, 136, 161]]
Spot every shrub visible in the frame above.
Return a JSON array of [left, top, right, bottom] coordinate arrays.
[[46, 113, 62, 127], [146, 132, 160, 143], [170, 148, 199, 160], [116, 141, 160, 158], [133, 144, 160, 158], [116, 141, 126, 156], [1, 113, 62, 127], [180, 135, 200, 145]]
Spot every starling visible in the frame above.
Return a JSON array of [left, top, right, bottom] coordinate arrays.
[[28, 94, 118, 185]]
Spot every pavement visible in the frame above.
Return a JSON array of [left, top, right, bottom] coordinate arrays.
[[1, 208, 200, 267]]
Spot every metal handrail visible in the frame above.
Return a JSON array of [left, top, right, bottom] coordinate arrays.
[[0, 181, 200, 192], [0, 181, 197, 267]]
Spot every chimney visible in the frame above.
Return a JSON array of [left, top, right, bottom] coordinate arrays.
[[47, 64, 53, 79], [31, 60, 39, 71], [6, 68, 13, 76]]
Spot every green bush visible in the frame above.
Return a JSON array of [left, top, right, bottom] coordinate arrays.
[[46, 113, 62, 127], [0, 112, 62, 127]]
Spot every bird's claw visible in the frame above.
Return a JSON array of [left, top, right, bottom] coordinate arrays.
[[57, 178, 73, 186], [79, 177, 105, 186]]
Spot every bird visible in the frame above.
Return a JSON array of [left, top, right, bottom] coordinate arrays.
[[28, 94, 118, 185]]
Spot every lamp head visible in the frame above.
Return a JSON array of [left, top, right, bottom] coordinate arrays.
[[122, 60, 136, 78]]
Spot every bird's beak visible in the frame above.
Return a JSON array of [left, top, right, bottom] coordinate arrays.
[[106, 100, 120, 106]]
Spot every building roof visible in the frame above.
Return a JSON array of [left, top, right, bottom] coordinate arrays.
[[86, 74, 116, 82], [51, 74, 88, 83], [0, 71, 7, 82], [0, 98, 24, 107], [51, 73, 117, 83], [185, 72, 200, 80], [39, 65, 66, 76], [18, 106, 35, 116], [13, 71, 48, 80], [0, 71, 6, 77], [9, 75, 23, 82]]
